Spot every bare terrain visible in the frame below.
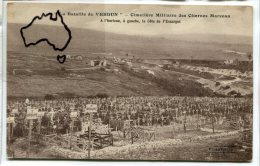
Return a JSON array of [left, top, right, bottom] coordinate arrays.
[[7, 23, 252, 99]]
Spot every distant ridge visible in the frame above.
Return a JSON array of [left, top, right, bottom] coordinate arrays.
[[9, 23, 252, 61]]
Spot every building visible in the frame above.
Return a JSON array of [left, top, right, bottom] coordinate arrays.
[[90, 60, 107, 67], [224, 59, 239, 65], [75, 55, 83, 60], [66, 54, 72, 59], [66, 55, 83, 60]]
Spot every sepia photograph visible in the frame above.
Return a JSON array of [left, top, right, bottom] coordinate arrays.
[[6, 3, 253, 161]]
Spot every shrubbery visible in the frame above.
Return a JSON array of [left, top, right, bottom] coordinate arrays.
[[95, 93, 109, 98], [228, 90, 242, 97], [44, 94, 55, 100], [221, 85, 230, 90]]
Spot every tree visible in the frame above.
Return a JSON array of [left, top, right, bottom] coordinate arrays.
[[215, 82, 220, 86], [247, 53, 252, 61], [44, 94, 55, 100]]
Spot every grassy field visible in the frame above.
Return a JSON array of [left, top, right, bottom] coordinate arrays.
[[7, 71, 172, 98], [7, 51, 215, 98]]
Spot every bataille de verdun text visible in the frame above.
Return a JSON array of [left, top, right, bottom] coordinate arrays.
[[66, 12, 231, 18]]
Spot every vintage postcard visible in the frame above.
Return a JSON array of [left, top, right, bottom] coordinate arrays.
[[6, 3, 253, 161]]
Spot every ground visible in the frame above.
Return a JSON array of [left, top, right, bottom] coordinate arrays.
[[8, 125, 252, 161], [7, 52, 252, 98], [7, 23, 252, 99], [7, 22, 253, 161]]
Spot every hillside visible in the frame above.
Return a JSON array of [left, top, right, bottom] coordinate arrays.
[[7, 23, 252, 98], [8, 23, 252, 61]]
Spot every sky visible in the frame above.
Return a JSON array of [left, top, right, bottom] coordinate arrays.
[[7, 3, 253, 36]]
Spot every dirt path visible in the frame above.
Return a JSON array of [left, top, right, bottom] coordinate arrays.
[[165, 69, 203, 80], [27, 130, 244, 160]]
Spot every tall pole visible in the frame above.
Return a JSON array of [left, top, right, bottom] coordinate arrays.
[[88, 113, 92, 159], [81, 115, 84, 134], [70, 118, 75, 150], [37, 117, 42, 134], [26, 119, 33, 158], [7, 123, 11, 148]]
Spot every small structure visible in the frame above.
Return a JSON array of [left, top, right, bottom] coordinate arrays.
[[147, 70, 155, 76], [75, 55, 83, 60], [224, 60, 234, 65], [113, 57, 121, 63], [66, 55, 83, 60], [126, 62, 133, 67], [224, 59, 239, 65], [90, 60, 107, 67], [66, 54, 72, 59]]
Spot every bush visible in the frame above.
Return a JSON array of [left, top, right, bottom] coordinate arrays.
[[215, 82, 220, 86], [44, 94, 55, 100], [100, 67, 106, 71], [221, 85, 230, 90], [235, 93, 242, 98], [95, 93, 109, 98], [60, 92, 76, 98], [228, 90, 242, 97], [224, 85, 230, 90]]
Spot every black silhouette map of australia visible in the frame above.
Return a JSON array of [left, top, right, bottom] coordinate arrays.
[[20, 10, 72, 52]]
